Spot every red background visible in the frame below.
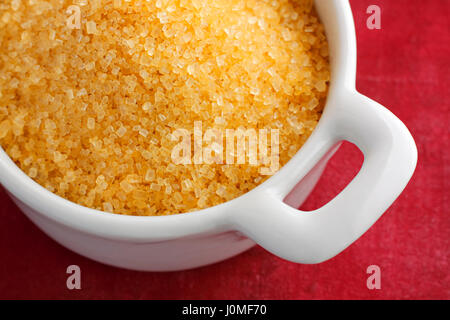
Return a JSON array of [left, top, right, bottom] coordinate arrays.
[[0, 0, 448, 300]]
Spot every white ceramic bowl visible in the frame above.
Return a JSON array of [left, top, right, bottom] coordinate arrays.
[[0, 0, 417, 271]]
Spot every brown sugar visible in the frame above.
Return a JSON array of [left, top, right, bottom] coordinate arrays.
[[0, 0, 329, 216]]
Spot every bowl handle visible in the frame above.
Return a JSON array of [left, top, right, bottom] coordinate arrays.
[[229, 90, 418, 263]]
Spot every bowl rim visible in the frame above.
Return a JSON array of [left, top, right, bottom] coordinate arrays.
[[0, 0, 356, 241]]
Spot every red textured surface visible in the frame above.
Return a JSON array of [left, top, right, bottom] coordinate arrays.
[[0, 0, 448, 300]]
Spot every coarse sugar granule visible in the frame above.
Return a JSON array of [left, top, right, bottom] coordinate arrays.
[[0, 0, 330, 216]]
